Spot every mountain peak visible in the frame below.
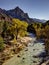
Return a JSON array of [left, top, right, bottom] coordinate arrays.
[[14, 6, 24, 13], [15, 6, 20, 10]]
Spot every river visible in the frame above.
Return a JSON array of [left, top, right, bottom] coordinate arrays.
[[3, 37, 45, 65]]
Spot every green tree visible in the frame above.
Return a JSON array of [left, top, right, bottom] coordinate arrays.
[[0, 36, 5, 51]]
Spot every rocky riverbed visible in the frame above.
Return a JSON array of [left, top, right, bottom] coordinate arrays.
[[3, 37, 45, 65]]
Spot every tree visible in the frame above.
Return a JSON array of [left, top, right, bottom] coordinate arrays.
[[44, 25, 49, 55], [27, 24, 36, 34], [0, 36, 5, 51], [1, 21, 8, 38]]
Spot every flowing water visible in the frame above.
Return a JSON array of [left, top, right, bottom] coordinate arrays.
[[3, 37, 45, 65]]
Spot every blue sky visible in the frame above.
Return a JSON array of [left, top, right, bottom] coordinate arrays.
[[0, 0, 49, 20]]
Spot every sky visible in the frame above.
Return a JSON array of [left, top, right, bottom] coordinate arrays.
[[0, 0, 49, 20]]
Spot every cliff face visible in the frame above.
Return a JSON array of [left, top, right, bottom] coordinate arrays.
[[0, 8, 12, 22]]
